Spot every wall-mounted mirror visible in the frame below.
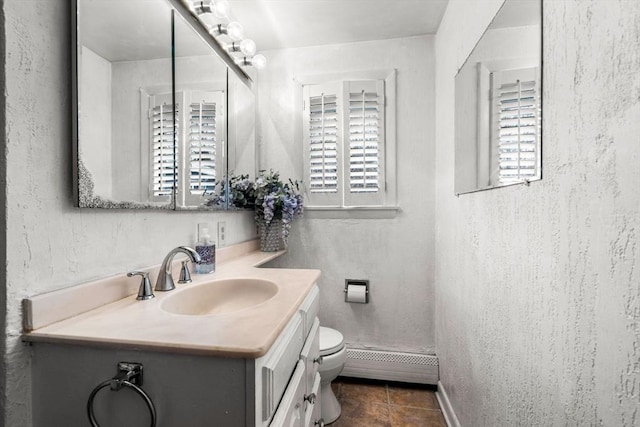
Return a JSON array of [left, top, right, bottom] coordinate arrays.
[[454, 0, 542, 195], [73, 0, 257, 210]]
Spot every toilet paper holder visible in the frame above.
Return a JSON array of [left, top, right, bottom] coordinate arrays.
[[344, 279, 369, 304]]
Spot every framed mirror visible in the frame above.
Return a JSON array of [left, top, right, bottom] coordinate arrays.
[[72, 0, 257, 210], [73, 0, 175, 208], [454, 0, 542, 195]]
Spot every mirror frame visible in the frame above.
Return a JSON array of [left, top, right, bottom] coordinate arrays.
[[72, 0, 255, 209]]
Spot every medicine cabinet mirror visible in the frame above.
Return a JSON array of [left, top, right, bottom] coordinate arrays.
[[454, 0, 542, 195], [72, 0, 256, 210]]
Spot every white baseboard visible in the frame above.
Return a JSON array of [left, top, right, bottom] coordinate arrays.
[[436, 380, 461, 427], [340, 348, 439, 385]]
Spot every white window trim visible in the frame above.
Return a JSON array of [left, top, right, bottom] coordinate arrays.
[[295, 69, 398, 214]]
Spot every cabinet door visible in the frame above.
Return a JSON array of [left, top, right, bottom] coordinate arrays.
[[300, 317, 320, 398], [304, 373, 322, 427], [262, 313, 304, 421], [270, 360, 306, 427]]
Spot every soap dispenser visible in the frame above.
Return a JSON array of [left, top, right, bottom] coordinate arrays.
[[195, 223, 215, 274]]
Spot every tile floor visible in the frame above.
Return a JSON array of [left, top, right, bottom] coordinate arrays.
[[329, 377, 447, 427]]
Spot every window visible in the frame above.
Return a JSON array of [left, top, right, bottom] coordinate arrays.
[[181, 90, 224, 206], [491, 67, 541, 185], [301, 71, 396, 209], [145, 88, 225, 206]]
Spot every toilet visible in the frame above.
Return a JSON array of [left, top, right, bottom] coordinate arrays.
[[318, 327, 348, 424]]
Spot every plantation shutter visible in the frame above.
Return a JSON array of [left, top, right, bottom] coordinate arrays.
[[344, 80, 385, 206], [179, 90, 224, 206], [149, 93, 176, 199], [188, 95, 218, 194], [492, 67, 541, 185], [303, 82, 342, 206]]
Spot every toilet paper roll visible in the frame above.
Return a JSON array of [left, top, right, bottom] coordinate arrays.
[[345, 284, 368, 303]]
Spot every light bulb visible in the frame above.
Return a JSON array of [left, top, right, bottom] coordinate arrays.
[[252, 54, 267, 70], [226, 21, 244, 41], [213, 0, 230, 18], [239, 39, 257, 56]]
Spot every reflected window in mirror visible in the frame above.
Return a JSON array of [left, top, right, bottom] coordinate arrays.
[[144, 88, 224, 205], [185, 92, 222, 197], [454, 0, 542, 195], [299, 70, 397, 209], [492, 67, 541, 185]]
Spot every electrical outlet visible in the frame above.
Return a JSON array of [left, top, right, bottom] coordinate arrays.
[[218, 221, 226, 247]]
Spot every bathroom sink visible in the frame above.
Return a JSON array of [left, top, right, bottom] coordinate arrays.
[[160, 278, 279, 316]]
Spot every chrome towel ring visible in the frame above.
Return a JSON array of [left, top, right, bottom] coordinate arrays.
[[87, 362, 157, 427]]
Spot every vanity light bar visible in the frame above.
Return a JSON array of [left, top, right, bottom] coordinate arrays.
[[186, 0, 266, 69]]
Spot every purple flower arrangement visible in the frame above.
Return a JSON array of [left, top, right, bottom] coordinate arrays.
[[254, 170, 304, 243], [205, 170, 303, 243]]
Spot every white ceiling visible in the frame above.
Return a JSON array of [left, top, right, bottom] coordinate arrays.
[[226, 0, 450, 51], [491, 0, 540, 29], [81, 0, 543, 64], [81, 0, 450, 62]]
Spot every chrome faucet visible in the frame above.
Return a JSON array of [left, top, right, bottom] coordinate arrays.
[[155, 246, 201, 292], [127, 271, 154, 300]]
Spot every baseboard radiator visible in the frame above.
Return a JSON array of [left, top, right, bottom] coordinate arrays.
[[340, 348, 439, 385]]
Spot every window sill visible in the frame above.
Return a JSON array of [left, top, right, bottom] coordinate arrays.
[[303, 206, 400, 219]]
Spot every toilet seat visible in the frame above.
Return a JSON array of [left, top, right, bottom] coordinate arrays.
[[319, 327, 344, 356]]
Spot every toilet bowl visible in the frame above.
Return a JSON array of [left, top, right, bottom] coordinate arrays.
[[318, 327, 347, 424]]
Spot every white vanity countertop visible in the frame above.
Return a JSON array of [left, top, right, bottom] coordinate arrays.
[[22, 241, 321, 358]]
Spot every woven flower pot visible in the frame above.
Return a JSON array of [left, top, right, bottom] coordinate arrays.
[[258, 219, 283, 252]]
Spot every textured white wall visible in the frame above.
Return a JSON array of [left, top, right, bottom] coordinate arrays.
[[1, 1, 256, 425], [257, 37, 436, 354], [435, 0, 640, 425]]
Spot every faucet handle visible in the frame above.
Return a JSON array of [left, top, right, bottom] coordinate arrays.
[[178, 260, 192, 284], [127, 271, 155, 301]]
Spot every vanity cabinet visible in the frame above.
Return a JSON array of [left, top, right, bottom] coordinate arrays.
[[264, 297, 321, 427], [255, 285, 321, 427], [29, 285, 322, 427]]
